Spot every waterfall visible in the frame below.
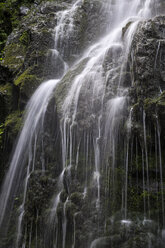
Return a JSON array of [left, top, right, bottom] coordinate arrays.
[[0, 0, 164, 247], [143, 110, 150, 218], [156, 118, 165, 226], [0, 79, 59, 234]]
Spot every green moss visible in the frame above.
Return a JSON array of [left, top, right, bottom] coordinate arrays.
[[144, 91, 165, 109], [10, 8, 20, 28], [5, 110, 23, 139], [15, 68, 33, 86], [55, 57, 89, 112], [0, 83, 12, 94], [127, 187, 143, 211], [157, 91, 165, 106], [0, 124, 4, 136], [19, 30, 29, 46], [14, 68, 42, 98], [0, 83, 12, 100], [3, 43, 25, 70]]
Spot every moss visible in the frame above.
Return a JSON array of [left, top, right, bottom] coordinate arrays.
[[127, 187, 143, 212], [55, 57, 89, 113], [3, 43, 26, 71], [14, 67, 42, 98], [157, 91, 165, 106], [144, 91, 165, 109], [5, 110, 23, 139], [0, 83, 12, 94], [19, 30, 30, 46], [15, 68, 33, 86]]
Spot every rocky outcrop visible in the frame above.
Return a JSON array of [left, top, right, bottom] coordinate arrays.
[[130, 16, 165, 99], [129, 15, 165, 146], [0, 0, 115, 187], [0, 0, 110, 109]]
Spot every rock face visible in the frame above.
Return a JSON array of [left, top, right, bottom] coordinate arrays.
[[131, 16, 165, 98], [0, 1, 165, 248], [0, 0, 112, 186]]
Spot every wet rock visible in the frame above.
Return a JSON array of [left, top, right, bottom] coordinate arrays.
[[130, 16, 165, 99], [1, 3, 165, 248], [20, 6, 30, 16], [90, 237, 115, 248], [40, 1, 68, 14]]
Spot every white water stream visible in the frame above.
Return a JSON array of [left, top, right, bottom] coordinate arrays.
[[0, 0, 163, 247], [0, 79, 59, 232]]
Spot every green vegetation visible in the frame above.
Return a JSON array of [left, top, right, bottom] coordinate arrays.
[[4, 110, 23, 142], [14, 67, 42, 98], [19, 30, 30, 46], [14, 68, 37, 86], [0, 0, 45, 55], [144, 91, 165, 109], [3, 43, 25, 70]]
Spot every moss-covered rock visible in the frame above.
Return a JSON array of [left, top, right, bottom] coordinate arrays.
[[4, 110, 23, 142], [55, 57, 89, 112], [14, 67, 42, 105], [2, 43, 26, 71], [130, 16, 165, 100]]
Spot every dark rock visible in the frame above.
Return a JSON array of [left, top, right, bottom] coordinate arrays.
[[0, 64, 13, 85]]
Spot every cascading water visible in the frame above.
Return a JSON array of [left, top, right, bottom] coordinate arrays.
[[0, 0, 164, 247], [0, 79, 60, 245]]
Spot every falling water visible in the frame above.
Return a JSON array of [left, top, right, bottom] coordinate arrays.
[[154, 126, 159, 223], [0, 0, 163, 247], [54, 0, 82, 57], [123, 107, 133, 220], [154, 41, 161, 71], [72, 212, 79, 248], [63, 197, 69, 248], [0, 79, 59, 237], [124, 142, 129, 220], [156, 118, 165, 226], [143, 110, 150, 217]]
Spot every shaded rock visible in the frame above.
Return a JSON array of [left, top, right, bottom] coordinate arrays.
[[0, 64, 13, 85], [130, 16, 165, 99]]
